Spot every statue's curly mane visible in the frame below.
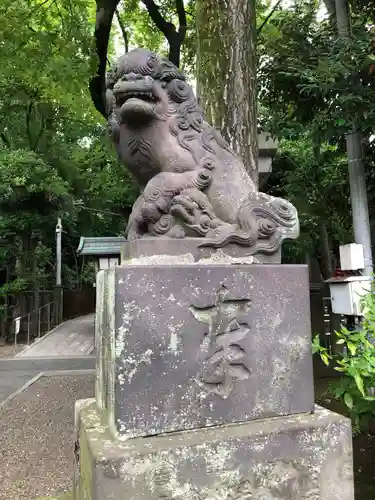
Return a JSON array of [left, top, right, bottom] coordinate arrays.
[[105, 49, 299, 254], [106, 52, 184, 88], [105, 50, 234, 168]]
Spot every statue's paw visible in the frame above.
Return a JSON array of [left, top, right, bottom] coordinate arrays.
[[125, 218, 144, 240], [171, 193, 197, 214], [126, 228, 142, 241]]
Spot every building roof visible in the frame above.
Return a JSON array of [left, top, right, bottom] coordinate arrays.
[[77, 236, 126, 256]]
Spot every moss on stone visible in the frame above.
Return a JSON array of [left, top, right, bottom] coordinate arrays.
[[37, 492, 72, 500]]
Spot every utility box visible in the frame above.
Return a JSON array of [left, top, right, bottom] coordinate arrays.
[[339, 243, 365, 271], [326, 276, 371, 316]]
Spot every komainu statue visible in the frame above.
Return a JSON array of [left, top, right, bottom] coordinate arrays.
[[106, 48, 299, 254]]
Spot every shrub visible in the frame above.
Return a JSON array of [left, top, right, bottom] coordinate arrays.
[[313, 286, 375, 431]]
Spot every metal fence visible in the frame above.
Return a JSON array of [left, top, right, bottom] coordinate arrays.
[[321, 296, 346, 355], [12, 300, 58, 346]]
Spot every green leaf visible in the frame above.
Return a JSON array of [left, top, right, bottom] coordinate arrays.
[[354, 373, 365, 396], [347, 342, 357, 356], [312, 334, 322, 353], [344, 392, 353, 409], [321, 353, 330, 366]]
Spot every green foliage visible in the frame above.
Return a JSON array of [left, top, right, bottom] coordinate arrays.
[[313, 289, 375, 431], [0, 0, 94, 101], [258, 0, 375, 142], [268, 136, 352, 265], [114, 0, 196, 75], [116, 1, 167, 56], [0, 0, 139, 325], [0, 279, 28, 298], [259, 0, 375, 271], [0, 149, 70, 212]]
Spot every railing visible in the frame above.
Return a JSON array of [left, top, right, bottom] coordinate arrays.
[[322, 296, 333, 354], [322, 296, 345, 355], [13, 300, 58, 346]]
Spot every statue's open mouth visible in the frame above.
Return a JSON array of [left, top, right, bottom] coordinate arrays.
[[116, 85, 161, 124], [121, 90, 159, 104]]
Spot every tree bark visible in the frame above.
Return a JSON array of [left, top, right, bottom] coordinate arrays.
[[319, 222, 333, 279], [91, 0, 187, 116], [323, 0, 336, 16], [196, 0, 258, 186], [90, 0, 120, 117], [141, 0, 186, 67], [115, 8, 129, 53]]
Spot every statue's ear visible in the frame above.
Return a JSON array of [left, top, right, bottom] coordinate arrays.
[[158, 58, 185, 83], [108, 114, 120, 144], [166, 79, 191, 103], [105, 89, 115, 117]]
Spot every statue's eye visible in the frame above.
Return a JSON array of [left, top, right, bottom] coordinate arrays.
[[147, 57, 157, 69], [167, 79, 190, 103], [160, 75, 174, 83]]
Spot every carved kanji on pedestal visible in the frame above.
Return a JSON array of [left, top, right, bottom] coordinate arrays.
[[190, 286, 252, 398]]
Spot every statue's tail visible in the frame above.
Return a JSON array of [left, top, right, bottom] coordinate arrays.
[[198, 192, 299, 254]]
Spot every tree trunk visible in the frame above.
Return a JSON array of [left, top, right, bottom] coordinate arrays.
[[324, 0, 336, 16], [319, 222, 333, 280], [196, 0, 258, 186], [313, 139, 333, 280]]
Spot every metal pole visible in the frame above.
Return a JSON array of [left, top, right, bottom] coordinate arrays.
[[56, 217, 62, 287], [38, 308, 41, 338], [335, 0, 373, 276], [347, 131, 373, 275], [55, 217, 63, 324], [27, 313, 30, 345], [47, 302, 51, 331]]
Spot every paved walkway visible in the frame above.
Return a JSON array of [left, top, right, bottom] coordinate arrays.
[[0, 370, 39, 404], [16, 314, 95, 358]]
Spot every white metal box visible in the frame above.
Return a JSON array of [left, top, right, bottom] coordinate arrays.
[[326, 276, 371, 316], [339, 243, 365, 271]]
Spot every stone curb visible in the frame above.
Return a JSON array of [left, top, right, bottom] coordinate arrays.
[[0, 356, 95, 372], [0, 372, 43, 410]]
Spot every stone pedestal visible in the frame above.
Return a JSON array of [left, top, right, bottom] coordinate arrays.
[[74, 241, 354, 499], [74, 401, 354, 500], [96, 262, 314, 439]]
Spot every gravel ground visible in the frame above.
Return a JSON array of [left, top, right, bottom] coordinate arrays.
[[0, 374, 95, 500], [0, 344, 25, 359]]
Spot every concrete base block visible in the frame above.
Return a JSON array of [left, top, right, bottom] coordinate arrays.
[[73, 399, 354, 500], [121, 237, 281, 264]]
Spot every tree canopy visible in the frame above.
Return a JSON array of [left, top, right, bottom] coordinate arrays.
[[258, 0, 375, 275], [0, 0, 139, 335], [2, 0, 375, 333]]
